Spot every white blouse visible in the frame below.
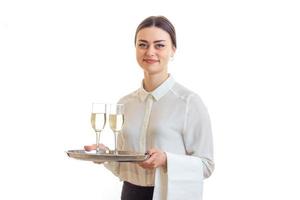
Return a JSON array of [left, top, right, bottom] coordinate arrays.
[[105, 75, 214, 199]]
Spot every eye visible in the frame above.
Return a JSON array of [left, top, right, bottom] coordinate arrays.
[[138, 43, 148, 49], [155, 44, 165, 49]]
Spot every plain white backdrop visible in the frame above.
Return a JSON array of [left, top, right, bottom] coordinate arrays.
[[1, 0, 299, 199]]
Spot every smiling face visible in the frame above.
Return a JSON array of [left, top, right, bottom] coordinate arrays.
[[135, 27, 176, 76]]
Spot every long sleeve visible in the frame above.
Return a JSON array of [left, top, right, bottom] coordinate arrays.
[[153, 94, 214, 200], [182, 94, 214, 178]]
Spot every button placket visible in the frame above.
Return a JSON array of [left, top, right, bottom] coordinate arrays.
[[139, 95, 154, 153]]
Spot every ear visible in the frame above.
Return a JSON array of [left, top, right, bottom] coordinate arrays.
[[171, 46, 176, 57]]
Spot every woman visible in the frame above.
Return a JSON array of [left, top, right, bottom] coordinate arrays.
[[85, 16, 214, 200]]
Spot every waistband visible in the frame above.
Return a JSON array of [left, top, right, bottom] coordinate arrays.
[[123, 181, 154, 190]]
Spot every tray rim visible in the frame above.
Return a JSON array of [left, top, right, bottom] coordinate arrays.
[[66, 149, 149, 162]]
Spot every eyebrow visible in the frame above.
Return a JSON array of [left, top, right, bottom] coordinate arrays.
[[138, 39, 166, 43]]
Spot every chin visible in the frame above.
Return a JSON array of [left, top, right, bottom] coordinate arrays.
[[139, 63, 164, 74], [145, 69, 164, 75]]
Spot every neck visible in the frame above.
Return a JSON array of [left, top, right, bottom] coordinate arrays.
[[143, 72, 169, 92]]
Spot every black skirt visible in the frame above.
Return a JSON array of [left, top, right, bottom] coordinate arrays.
[[121, 181, 154, 200]]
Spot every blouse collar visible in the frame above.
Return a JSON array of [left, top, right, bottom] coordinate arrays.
[[139, 75, 175, 102]]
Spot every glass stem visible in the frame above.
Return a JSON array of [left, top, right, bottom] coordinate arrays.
[[96, 131, 100, 153], [114, 131, 118, 155]]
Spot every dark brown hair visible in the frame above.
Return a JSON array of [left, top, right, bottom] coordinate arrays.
[[134, 16, 177, 48]]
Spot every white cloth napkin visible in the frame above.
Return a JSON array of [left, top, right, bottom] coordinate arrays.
[[153, 152, 204, 200]]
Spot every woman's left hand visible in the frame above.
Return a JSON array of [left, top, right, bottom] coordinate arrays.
[[138, 148, 167, 169]]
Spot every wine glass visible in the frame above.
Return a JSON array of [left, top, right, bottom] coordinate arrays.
[[109, 104, 124, 155], [91, 103, 107, 154]]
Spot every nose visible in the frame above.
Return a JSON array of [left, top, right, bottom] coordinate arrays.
[[145, 45, 155, 57]]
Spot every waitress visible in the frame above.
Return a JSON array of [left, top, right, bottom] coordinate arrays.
[[85, 15, 214, 200]]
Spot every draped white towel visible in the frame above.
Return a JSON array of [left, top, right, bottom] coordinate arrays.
[[153, 152, 203, 200]]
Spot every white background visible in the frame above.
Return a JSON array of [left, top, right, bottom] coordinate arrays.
[[0, 0, 299, 199]]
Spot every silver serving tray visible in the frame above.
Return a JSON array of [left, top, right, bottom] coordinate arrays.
[[66, 150, 149, 162]]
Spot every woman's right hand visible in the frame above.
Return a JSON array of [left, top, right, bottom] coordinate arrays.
[[84, 143, 109, 151], [84, 144, 109, 164]]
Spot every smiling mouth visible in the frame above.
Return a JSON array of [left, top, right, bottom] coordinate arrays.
[[143, 59, 159, 64]]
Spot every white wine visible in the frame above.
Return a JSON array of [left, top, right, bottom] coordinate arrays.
[[109, 114, 124, 132], [91, 113, 106, 132]]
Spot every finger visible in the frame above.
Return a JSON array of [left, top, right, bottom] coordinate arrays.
[[145, 153, 157, 164], [138, 162, 154, 169], [138, 163, 146, 168], [84, 145, 96, 151], [139, 153, 157, 168], [138, 157, 154, 167], [147, 148, 158, 156], [84, 144, 109, 151], [99, 144, 109, 150]]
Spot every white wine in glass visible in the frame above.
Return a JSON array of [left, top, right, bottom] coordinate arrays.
[[109, 114, 124, 132], [109, 104, 124, 154], [91, 103, 107, 153]]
